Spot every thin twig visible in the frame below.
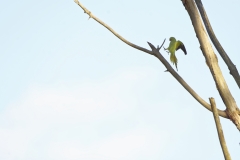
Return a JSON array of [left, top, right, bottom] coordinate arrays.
[[195, 0, 240, 89], [209, 98, 232, 160], [74, 0, 228, 118]]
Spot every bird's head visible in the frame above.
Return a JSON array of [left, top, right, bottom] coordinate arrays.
[[169, 37, 176, 41]]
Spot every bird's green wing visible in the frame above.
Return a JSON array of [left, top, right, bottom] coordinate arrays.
[[176, 41, 187, 55]]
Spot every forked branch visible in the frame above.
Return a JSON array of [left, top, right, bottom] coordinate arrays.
[[195, 0, 240, 89], [182, 0, 240, 130]]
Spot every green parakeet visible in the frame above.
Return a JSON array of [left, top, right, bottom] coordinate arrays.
[[165, 37, 187, 70]]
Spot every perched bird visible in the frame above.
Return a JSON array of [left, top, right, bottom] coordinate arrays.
[[165, 37, 187, 71]]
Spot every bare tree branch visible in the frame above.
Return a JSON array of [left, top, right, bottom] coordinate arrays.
[[209, 98, 232, 160], [74, 0, 228, 118], [195, 0, 240, 89], [181, 0, 240, 130], [74, 0, 152, 55]]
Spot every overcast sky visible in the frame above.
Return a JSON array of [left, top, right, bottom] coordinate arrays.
[[1, 0, 240, 160]]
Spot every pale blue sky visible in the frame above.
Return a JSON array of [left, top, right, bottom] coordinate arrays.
[[0, 0, 240, 159]]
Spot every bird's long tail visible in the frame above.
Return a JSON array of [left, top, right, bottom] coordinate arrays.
[[170, 53, 178, 71]]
